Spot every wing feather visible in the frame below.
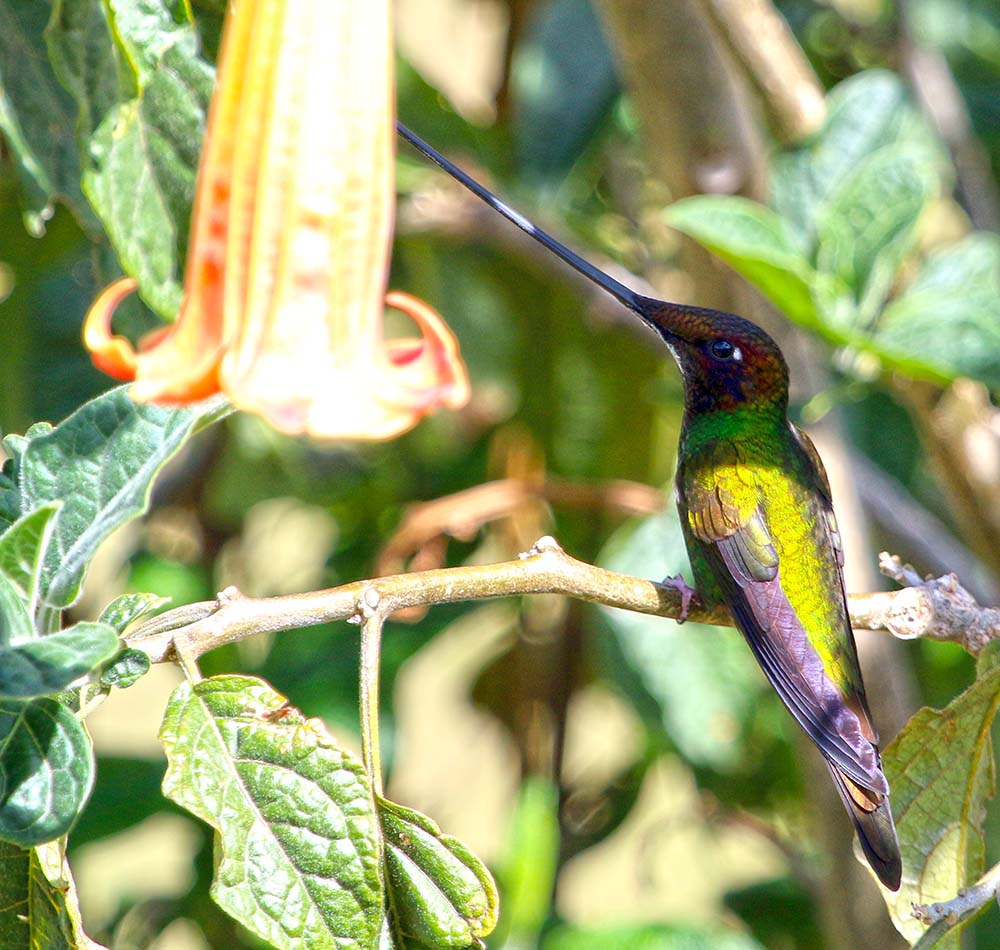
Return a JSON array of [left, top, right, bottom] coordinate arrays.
[[718, 548, 885, 792], [792, 424, 845, 568], [682, 438, 886, 795]]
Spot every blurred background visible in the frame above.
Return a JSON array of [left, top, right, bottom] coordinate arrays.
[[3, 0, 1000, 947]]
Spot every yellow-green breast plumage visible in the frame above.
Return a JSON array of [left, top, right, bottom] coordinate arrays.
[[679, 412, 862, 695], [676, 406, 900, 889]]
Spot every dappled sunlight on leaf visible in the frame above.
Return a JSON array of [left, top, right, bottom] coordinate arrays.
[[875, 643, 1000, 945], [0, 698, 94, 846], [160, 674, 498, 949], [160, 675, 383, 949], [378, 796, 499, 947]]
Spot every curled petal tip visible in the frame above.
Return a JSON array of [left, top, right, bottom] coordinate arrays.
[[83, 278, 140, 380], [232, 292, 470, 442], [385, 291, 471, 411], [84, 276, 223, 402]]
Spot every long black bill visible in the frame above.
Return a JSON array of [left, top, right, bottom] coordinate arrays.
[[396, 122, 656, 322]]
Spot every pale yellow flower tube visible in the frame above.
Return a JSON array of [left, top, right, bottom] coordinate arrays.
[[85, 0, 469, 441]]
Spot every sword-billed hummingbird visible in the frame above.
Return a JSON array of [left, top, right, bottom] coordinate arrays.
[[397, 124, 902, 891]]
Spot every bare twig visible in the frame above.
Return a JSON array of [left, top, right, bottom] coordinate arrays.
[[125, 538, 1000, 667], [851, 452, 1000, 605], [127, 536, 726, 664], [356, 590, 386, 797], [911, 859, 1000, 949], [698, 0, 827, 143], [848, 553, 1000, 655], [377, 476, 663, 577]]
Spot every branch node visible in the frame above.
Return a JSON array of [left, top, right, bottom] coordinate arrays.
[[910, 858, 1000, 935], [350, 585, 382, 625], [525, 535, 564, 558], [217, 585, 245, 605]]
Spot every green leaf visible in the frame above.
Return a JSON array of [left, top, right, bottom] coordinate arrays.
[[97, 647, 150, 690], [770, 70, 944, 250], [0, 622, 119, 699], [82, 0, 213, 319], [84, 63, 210, 319], [877, 233, 1000, 388], [18, 387, 228, 608], [92, 593, 164, 690], [665, 197, 821, 328], [44, 0, 134, 145], [160, 675, 383, 950], [494, 777, 560, 949], [107, 0, 201, 83], [0, 471, 20, 537], [0, 698, 94, 846], [815, 146, 938, 325], [0, 840, 108, 949], [0, 840, 29, 947], [0, 427, 54, 536], [0, 1, 94, 234], [0, 503, 61, 620], [98, 590, 170, 633], [597, 508, 761, 769], [0, 570, 35, 648], [378, 797, 498, 948], [543, 922, 766, 950], [877, 642, 1000, 946]]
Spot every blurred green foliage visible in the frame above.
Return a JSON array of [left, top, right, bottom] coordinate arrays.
[[668, 71, 1000, 388]]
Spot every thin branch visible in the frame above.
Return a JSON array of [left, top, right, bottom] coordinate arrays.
[[698, 0, 827, 143], [377, 476, 663, 577], [125, 537, 1000, 667], [850, 553, 1000, 655], [911, 859, 1000, 949], [127, 536, 725, 664], [851, 452, 1000, 604], [357, 591, 385, 797]]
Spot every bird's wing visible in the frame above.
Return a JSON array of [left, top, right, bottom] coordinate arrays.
[[789, 423, 845, 568], [789, 425, 879, 732], [681, 439, 886, 795]]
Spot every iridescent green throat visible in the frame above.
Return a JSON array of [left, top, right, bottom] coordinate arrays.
[[680, 404, 789, 457]]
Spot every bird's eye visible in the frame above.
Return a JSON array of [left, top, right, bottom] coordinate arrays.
[[709, 339, 741, 361]]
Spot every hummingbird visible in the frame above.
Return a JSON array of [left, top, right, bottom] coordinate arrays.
[[397, 123, 903, 890]]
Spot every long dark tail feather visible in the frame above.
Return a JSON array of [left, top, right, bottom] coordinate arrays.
[[825, 761, 902, 891]]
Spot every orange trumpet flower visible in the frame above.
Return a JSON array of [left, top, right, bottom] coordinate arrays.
[[84, 0, 469, 440]]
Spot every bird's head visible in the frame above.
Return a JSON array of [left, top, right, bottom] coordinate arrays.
[[393, 126, 792, 419], [634, 297, 790, 416]]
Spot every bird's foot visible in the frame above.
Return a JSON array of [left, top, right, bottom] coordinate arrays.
[[661, 573, 697, 623]]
